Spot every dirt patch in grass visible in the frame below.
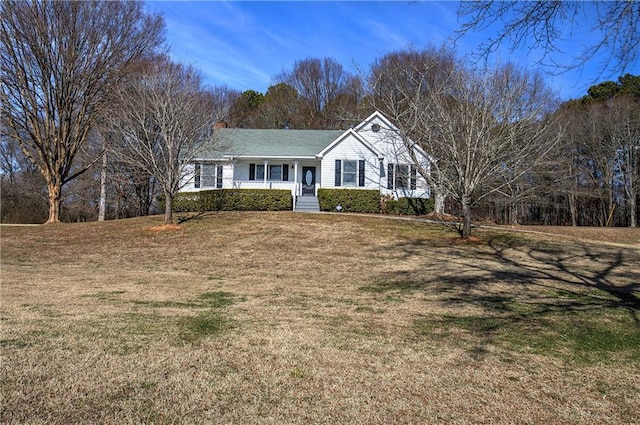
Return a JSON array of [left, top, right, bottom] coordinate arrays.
[[1, 212, 639, 424]]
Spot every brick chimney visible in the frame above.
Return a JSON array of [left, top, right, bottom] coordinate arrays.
[[214, 122, 228, 129]]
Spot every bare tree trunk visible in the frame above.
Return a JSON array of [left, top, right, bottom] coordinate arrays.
[[45, 179, 62, 224], [98, 152, 107, 221], [509, 194, 519, 225], [164, 190, 173, 224], [629, 187, 637, 227], [568, 192, 577, 226], [461, 196, 472, 239], [434, 190, 446, 216]]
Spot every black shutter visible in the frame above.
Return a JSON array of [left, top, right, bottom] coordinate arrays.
[[387, 164, 394, 190], [249, 163, 255, 180], [216, 165, 223, 188], [282, 164, 288, 181], [410, 166, 417, 190], [358, 160, 365, 187], [194, 163, 201, 189], [335, 159, 342, 186]]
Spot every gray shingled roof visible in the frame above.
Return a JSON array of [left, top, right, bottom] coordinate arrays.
[[198, 128, 344, 159]]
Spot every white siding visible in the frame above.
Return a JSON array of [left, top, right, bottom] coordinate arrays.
[[356, 117, 431, 199], [222, 162, 234, 189], [320, 133, 380, 190]]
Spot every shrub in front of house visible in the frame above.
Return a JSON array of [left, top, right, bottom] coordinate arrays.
[[318, 189, 380, 213], [171, 193, 201, 212], [381, 196, 435, 216], [173, 189, 292, 212]]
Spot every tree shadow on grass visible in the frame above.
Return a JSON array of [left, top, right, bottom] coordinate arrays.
[[367, 234, 640, 361], [373, 234, 639, 313]]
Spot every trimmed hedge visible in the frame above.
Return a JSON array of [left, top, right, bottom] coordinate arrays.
[[173, 189, 292, 212], [381, 196, 435, 216], [318, 188, 380, 213], [170, 188, 432, 216]]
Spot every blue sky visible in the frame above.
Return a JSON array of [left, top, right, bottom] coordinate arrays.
[[145, 1, 639, 101]]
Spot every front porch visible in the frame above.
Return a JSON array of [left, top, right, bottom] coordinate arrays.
[[232, 159, 321, 208]]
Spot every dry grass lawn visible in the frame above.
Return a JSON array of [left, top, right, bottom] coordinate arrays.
[[1, 212, 639, 424]]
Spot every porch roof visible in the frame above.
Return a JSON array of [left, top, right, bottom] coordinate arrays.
[[203, 128, 344, 159]]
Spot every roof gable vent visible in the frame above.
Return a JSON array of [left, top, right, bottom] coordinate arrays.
[[371, 123, 380, 132]]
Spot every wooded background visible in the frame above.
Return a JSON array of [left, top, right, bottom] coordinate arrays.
[[1, 1, 638, 228]]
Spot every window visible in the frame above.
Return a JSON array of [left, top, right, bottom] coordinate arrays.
[[250, 163, 288, 181], [194, 164, 201, 188], [194, 163, 223, 189], [335, 159, 365, 187], [269, 164, 281, 181], [256, 164, 265, 180], [249, 164, 265, 180], [396, 164, 409, 189], [387, 163, 417, 190], [202, 164, 217, 188], [343, 160, 357, 186]]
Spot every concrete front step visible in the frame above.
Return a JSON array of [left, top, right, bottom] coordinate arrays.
[[295, 196, 320, 212]]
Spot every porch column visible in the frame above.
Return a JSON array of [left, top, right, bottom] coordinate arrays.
[[293, 161, 299, 196], [263, 160, 269, 188]]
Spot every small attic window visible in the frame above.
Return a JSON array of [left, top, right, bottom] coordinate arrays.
[[371, 123, 381, 132]]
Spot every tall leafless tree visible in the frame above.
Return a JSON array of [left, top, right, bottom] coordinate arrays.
[[0, 0, 164, 223], [371, 52, 561, 238], [276, 57, 360, 129], [108, 58, 223, 225], [611, 97, 640, 227], [369, 46, 456, 215]]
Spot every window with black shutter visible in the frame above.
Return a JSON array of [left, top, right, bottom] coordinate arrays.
[[358, 160, 365, 187], [387, 163, 414, 190], [335, 159, 342, 186]]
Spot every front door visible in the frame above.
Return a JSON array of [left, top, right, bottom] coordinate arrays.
[[302, 166, 316, 195]]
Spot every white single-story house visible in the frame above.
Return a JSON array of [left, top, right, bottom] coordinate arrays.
[[181, 111, 431, 211]]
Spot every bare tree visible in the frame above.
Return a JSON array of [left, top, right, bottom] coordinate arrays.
[[276, 57, 359, 129], [372, 54, 561, 238], [108, 59, 223, 225], [0, 132, 48, 223], [608, 97, 640, 227], [369, 46, 456, 215], [583, 97, 640, 227], [0, 0, 164, 223], [457, 1, 640, 78]]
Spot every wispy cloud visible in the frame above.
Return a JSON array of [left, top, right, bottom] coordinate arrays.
[[147, 1, 639, 99]]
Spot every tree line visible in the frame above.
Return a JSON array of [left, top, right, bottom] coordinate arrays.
[[1, 0, 638, 233]]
